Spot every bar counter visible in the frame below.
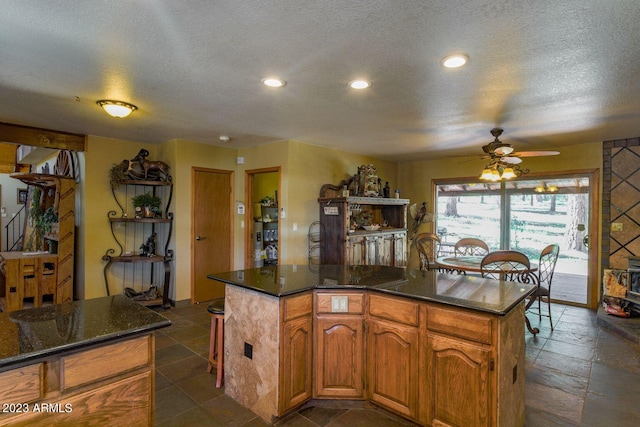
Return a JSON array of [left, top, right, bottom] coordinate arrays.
[[208, 264, 535, 426]]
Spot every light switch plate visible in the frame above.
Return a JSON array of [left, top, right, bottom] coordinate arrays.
[[331, 295, 348, 313]]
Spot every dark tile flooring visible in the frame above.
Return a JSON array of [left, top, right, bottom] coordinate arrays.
[[153, 302, 640, 426]]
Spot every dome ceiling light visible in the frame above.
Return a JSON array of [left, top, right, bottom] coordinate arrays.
[[97, 100, 138, 118]]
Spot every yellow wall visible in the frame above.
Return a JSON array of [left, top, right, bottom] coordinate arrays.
[[78, 136, 601, 305]]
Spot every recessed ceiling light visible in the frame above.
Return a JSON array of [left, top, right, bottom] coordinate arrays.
[[262, 77, 286, 88], [441, 54, 469, 69], [349, 80, 371, 89]]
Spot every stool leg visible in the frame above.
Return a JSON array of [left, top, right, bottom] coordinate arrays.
[[216, 314, 224, 388], [207, 315, 216, 373]]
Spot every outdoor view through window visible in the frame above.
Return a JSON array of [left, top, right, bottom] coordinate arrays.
[[435, 176, 590, 305]]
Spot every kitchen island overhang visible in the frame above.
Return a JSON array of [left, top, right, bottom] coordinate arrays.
[[209, 265, 535, 426]]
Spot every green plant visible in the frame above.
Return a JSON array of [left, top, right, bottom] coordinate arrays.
[[109, 163, 128, 187], [24, 187, 58, 251], [132, 192, 162, 217]]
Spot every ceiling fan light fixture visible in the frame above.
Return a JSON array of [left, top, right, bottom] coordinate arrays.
[[441, 54, 469, 69], [97, 100, 137, 118], [262, 77, 286, 88], [479, 167, 494, 180], [501, 167, 517, 179], [494, 145, 514, 156]]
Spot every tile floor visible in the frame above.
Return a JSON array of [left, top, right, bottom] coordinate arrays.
[[153, 302, 640, 426]]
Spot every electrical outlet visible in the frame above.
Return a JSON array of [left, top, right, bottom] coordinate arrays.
[[244, 342, 253, 359], [611, 222, 623, 232]]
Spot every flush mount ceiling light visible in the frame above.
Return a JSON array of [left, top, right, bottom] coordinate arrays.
[[441, 54, 469, 69], [96, 100, 138, 118], [262, 77, 286, 88], [348, 79, 371, 90]]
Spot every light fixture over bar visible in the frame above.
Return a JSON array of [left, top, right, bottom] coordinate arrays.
[[97, 100, 138, 118]]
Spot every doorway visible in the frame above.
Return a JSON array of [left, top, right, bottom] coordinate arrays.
[[434, 170, 598, 308], [192, 167, 233, 303], [245, 167, 280, 269]]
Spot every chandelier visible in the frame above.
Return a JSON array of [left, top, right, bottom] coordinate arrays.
[[479, 161, 528, 181]]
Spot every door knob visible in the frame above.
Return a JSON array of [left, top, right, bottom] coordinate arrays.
[[583, 235, 589, 248], [196, 236, 207, 241]]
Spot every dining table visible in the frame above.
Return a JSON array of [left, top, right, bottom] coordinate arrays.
[[436, 255, 541, 335]]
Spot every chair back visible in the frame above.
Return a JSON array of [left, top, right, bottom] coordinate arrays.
[[538, 244, 560, 288], [414, 232, 441, 271], [454, 238, 489, 256], [480, 250, 535, 283]]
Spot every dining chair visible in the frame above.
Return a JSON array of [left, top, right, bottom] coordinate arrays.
[[454, 238, 490, 256], [414, 232, 441, 271], [528, 244, 560, 330], [480, 250, 536, 284]]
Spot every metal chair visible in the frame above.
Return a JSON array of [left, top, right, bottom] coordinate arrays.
[[529, 244, 560, 330], [480, 250, 536, 284], [454, 238, 490, 256], [414, 232, 441, 271]]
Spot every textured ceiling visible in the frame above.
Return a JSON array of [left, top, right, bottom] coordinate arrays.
[[1, 1, 639, 162]]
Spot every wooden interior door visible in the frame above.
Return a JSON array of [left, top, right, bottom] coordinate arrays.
[[192, 167, 233, 303]]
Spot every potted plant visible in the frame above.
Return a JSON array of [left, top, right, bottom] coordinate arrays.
[[132, 192, 162, 218], [259, 195, 275, 207]]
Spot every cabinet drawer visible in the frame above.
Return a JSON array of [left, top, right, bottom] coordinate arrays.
[[282, 292, 312, 321], [427, 305, 493, 345], [61, 335, 151, 390], [316, 292, 364, 314], [369, 293, 419, 327], [0, 363, 43, 403]]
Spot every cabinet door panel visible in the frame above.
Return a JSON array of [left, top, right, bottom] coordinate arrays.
[[427, 334, 492, 427], [379, 234, 393, 266], [346, 236, 366, 266], [280, 315, 312, 413], [392, 232, 407, 267], [315, 316, 364, 398], [367, 319, 418, 418]]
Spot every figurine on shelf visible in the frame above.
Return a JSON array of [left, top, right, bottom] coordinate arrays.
[[139, 233, 157, 257]]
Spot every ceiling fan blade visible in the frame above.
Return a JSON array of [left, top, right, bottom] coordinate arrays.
[[500, 156, 522, 164], [513, 151, 560, 157]]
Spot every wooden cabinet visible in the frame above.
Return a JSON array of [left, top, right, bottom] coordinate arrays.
[[0, 174, 75, 312], [0, 334, 155, 426], [279, 292, 313, 414], [103, 180, 173, 308], [319, 196, 409, 267], [314, 291, 365, 399], [425, 334, 492, 427], [367, 293, 420, 419]]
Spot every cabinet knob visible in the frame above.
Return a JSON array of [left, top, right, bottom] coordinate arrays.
[[196, 235, 207, 241]]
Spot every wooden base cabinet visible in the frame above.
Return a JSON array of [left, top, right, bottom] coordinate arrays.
[[279, 293, 313, 414], [367, 293, 420, 419], [0, 334, 155, 426], [314, 291, 365, 399]]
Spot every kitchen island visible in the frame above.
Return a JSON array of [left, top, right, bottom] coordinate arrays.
[[208, 264, 535, 426], [0, 295, 171, 426]]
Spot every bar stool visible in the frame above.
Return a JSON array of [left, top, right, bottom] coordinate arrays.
[[206, 298, 225, 388]]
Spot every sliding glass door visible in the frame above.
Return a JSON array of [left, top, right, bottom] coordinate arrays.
[[435, 173, 594, 306]]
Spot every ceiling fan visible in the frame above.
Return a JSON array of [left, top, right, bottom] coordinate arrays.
[[481, 128, 560, 164], [478, 128, 559, 180]]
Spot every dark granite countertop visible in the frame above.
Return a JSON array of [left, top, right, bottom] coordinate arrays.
[[208, 264, 536, 315], [0, 295, 171, 371]]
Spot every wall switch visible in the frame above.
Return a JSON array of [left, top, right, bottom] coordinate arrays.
[[331, 295, 348, 313], [292, 223, 298, 231], [244, 342, 253, 359]]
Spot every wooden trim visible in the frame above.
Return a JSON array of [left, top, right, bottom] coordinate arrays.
[[0, 122, 86, 151]]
